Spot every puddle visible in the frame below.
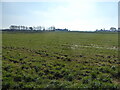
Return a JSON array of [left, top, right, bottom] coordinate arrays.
[[71, 44, 118, 50]]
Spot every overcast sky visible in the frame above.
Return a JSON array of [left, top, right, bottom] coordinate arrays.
[[1, 0, 119, 31]]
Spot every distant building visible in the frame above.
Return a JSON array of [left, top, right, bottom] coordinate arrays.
[[110, 27, 116, 31], [95, 27, 118, 32], [118, 27, 120, 31]]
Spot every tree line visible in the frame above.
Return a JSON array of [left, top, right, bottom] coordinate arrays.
[[9, 25, 55, 31]]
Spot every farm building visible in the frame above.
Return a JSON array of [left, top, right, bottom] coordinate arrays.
[[110, 27, 116, 31]]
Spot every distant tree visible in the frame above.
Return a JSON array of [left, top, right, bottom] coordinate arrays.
[[29, 27, 33, 30], [18, 26, 20, 30], [10, 25, 15, 30], [25, 26, 28, 30], [23, 26, 26, 30], [41, 26, 45, 31], [20, 26, 22, 30], [64, 28, 68, 31], [39, 26, 42, 30], [15, 25, 17, 30], [36, 26, 41, 30], [53, 26, 55, 31], [96, 29, 98, 31], [49, 26, 55, 31], [43, 27, 45, 31]]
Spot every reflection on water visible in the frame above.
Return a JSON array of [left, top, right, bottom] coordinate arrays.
[[71, 44, 118, 50]]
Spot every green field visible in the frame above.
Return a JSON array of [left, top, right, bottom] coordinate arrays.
[[2, 32, 120, 89]]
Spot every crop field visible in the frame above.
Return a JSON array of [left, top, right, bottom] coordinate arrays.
[[2, 32, 120, 89]]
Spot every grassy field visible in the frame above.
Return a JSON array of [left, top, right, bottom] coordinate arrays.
[[2, 32, 120, 89]]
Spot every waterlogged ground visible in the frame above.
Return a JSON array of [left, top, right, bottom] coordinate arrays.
[[2, 32, 120, 89]]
